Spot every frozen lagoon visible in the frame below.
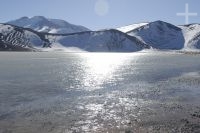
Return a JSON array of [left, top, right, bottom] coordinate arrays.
[[0, 51, 200, 133]]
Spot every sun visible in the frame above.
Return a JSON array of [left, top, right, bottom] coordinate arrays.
[[94, 0, 109, 16]]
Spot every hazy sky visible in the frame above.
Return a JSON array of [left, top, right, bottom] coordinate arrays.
[[0, 0, 200, 30]]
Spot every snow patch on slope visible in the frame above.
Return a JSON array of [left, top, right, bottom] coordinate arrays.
[[179, 24, 200, 50], [117, 23, 148, 33]]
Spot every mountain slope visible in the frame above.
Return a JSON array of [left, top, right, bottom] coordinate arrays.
[[179, 24, 200, 50], [117, 23, 148, 33], [46, 29, 149, 52], [0, 23, 50, 51], [7, 16, 90, 34], [117, 21, 200, 51], [126, 21, 185, 50], [0, 23, 149, 52]]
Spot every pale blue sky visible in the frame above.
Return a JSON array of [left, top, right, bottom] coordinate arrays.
[[0, 0, 199, 30]]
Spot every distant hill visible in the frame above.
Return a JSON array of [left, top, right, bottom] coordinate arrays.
[[7, 16, 90, 34]]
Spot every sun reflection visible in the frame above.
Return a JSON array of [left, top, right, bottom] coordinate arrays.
[[78, 53, 135, 90]]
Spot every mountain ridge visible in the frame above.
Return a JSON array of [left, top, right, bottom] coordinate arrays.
[[1, 17, 200, 52], [0, 23, 149, 52], [7, 16, 90, 34]]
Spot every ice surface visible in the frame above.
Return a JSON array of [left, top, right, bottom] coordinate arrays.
[[0, 52, 200, 132]]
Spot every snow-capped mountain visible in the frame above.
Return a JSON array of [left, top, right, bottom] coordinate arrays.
[[2, 18, 200, 52], [46, 29, 149, 52], [125, 21, 185, 50], [0, 23, 149, 52], [7, 16, 90, 34], [117, 21, 200, 51]]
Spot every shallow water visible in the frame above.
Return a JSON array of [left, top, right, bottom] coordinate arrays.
[[0, 52, 200, 133]]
